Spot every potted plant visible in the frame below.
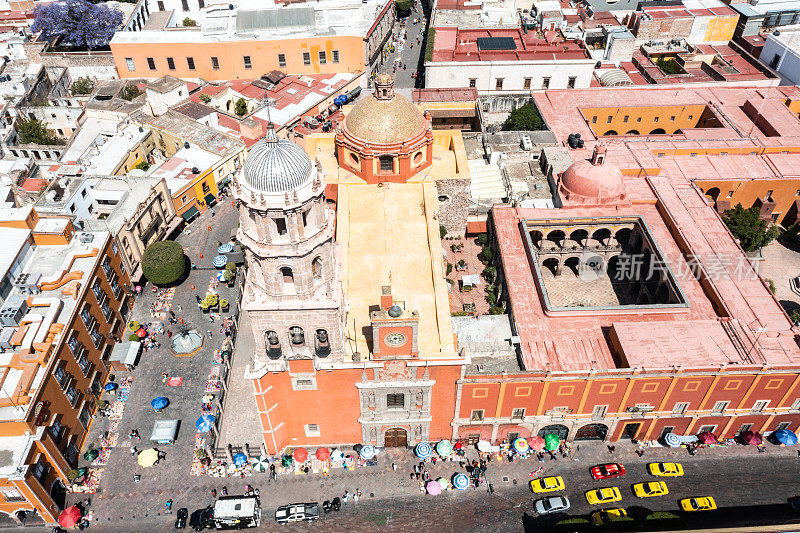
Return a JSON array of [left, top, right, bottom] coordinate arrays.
[[220, 299, 229, 312], [223, 269, 235, 287]]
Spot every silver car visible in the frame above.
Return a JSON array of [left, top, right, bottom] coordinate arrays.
[[534, 496, 570, 515]]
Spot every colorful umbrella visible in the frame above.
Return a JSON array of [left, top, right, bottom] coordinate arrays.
[[196, 414, 215, 432], [138, 448, 159, 467], [293, 447, 308, 462], [476, 440, 491, 453], [774, 429, 798, 446], [741, 430, 762, 445], [251, 456, 270, 472], [513, 437, 529, 454], [664, 432, 681, 448], [216, 271, 226, 281], [213, 255, 228, 268], [436, 477, 448, 489], [452, 473, 469, 490], [136, 328, 147, 338], [58, 506, 82, 528], [436, 439, 452, 457], [83, 449, 99, 461], [331, 449, 345, 462], [415, 441, 432, 459], [528, 436, 545, 450], [315, 447, 331, 461], [697, 431, 717, 444], [425, 480, 442, 495], [544, 434, 560, 451], [103, 382, 117, 391], [360, 445, 376, 460], [218, 243, 233, 254], [282, 455, 293, 467], [151, 397, 169, 410], [233, 453, 247, 466]]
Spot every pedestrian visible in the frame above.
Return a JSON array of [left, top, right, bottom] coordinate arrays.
[[177, 305, 182, 312], [343, 490, 350, 504], [211, 209, 216, 217], [130, 445, 138, 456], [270, 464, 277, 481], [207, 330, 212, 338], [211, 488, 217, 498], [222, 486, 228, 496], [196, 295, 202, 304], [410, 473, 415, 480], [162, 372, 168, 382], [391, 462, 397, 471], [607, 445, 615, 454], [169, 310, 176, 319], [167, 330, 173, 338], [166, 499, 173, 512]]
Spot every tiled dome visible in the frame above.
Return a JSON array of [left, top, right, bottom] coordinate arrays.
[[343, 90, 426, 144], [243, 137, 312, 193]]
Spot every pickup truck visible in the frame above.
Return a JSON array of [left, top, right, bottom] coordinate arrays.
[[275, 503, 320, 524]]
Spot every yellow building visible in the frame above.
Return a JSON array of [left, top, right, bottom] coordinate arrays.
[[150, 146, 220, 221]]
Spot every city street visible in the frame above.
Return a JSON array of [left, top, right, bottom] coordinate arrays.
[[378, 3, 430, 89]]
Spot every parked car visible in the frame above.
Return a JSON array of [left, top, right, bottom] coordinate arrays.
[[275, 503, 320, 524], [681, 497, 717, 511], [648, 462, 684, 477], [534, 496, 570, 515], [174, 508, 188, 529], [586, 486, 622, 505], [590, 463, 626, 480], [530, 476, 565, 493], [633, 481, 669, 498], [590, 508, 628, 526], [189, 507, 214, 531]]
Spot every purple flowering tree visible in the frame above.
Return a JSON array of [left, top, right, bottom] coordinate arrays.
[[31, 0, 123, 50]]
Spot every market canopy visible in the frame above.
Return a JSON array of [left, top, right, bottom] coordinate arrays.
[[315, 447, 330, 461], [293, 447, 308, 462], [359, 445, 376, 460], [213, 255, 228, 268], [544, 434, 560, 451], [58, 506, 82, 528], [415, 442, 432, 459], [109, 341, 140, 366], [181, 206, 200, 222]]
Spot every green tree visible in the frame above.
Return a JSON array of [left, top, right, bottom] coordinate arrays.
[[424, 28, 436, 62], [120, 83, 141, 101], [439, 224, 447, 239], [134, 160, 150, 171], [70, 76, 95, 95], [790, 309, 800, 325], [504, 103, 544, 131], [395, 0, 413, 14], [141, 241, 186, 285], [656, 57, 680, 75], [182, 17, 196, 26], [479, 245, 493, 263], [16, 118, 61, 145], [721, 204, 780, 252], [234, 98, 248, 116], [199, 93, 211, 103]]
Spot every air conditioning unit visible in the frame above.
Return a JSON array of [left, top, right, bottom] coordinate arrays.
[[0, 295, 28, 327], [14, 273, 41, 295], [79, 233, 94, 243], [0, 327, 13, 350]]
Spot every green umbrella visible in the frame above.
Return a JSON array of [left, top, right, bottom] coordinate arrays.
[[544, 434, 560, 451], [83, 449, 99, 462]]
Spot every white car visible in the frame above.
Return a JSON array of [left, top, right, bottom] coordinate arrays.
[[534, 496, 570, 515], [275, 503, 320, 524]]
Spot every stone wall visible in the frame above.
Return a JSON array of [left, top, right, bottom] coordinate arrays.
[[436, 178, 470, 236], [24, 43, 118, 80]]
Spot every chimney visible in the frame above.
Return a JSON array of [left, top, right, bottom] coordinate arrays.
[[591, 144, 606, 166], [380, 285, 393, 310]]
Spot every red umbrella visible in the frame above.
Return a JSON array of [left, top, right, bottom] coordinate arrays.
[[58, 506, 82, 528], [293, 447, 308, 462], [741, 430, 762, 445], [697, 432, 718, 444], [528, 436, 546, 450], [315, 447, 330, 461], [453, 441, 463, 450], [136, 328, 147, 338]]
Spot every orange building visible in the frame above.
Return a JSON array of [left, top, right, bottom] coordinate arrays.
[[0, 207, 130, 523]]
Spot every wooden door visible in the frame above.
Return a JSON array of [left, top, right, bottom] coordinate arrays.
[[384, 428, 408, 447]]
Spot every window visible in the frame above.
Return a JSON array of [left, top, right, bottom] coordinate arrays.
[[387, 393, 405, 409], [0, 489, 24, 502], [78, 354, 92, 376], [275, 217, 287, 235], [78, 403, 92, 428], [186, 57, 195, 70], [770, 53, 781, 69], [776, 422, 791, 431], [606, 116, 612, 124], [181, 195, 188, 205], [687, 115, 693, 120], [304, 424, 320, 437], [80, 305, 93, 328], [711, 401, 729, 414], [637, 117, 642, 122], [523, 77, 531, 89], [752, 400, 769, 413], [31, 459, 49, 483], [653, 116, 659, 123], [318, 50, 326, 64], [125, 58, 135, 71], [660, 426, 675, 437], [727, 191, 734, 198], [278, 54, 286, 67], [54, 363, 69, 389], [592, 405, 607, 419], [50, 419, 65, 443], [469, 78, 476, 88], [672, 402, 689, 415], [542, 77, 550, 89], [243, 56, 252, 69], [690, 153, 697, 157], [211, 56, 220, 70], [303, 52, 310, 65], [292, 377, 316, 391], [698, 425, 716, 434], [65, 441, 79, 467], [379, 155, 393, 172], [166, 57, 175, 70], [623, 115, 629, 123], [181, 0, 188, 10], [511, 408, 525, 419], [202, 182, 210, 194], [495, 78, 504, 90], [766, 190, 774, 198], [670, 116, 676, 121], [331, 50, 339, 63], [591, 116, 597, 124], [470, 409, 484, 422], [567, 76, 576, 88]]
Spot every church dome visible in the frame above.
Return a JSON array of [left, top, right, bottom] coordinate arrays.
[[342, 76, 427, 145], [243, 136, 312, 193], [559, 146, 624, 202]]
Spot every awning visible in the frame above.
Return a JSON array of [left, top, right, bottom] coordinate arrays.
[[204, 193, 217, 207], [462, 274, 481, 287], [150, 419, 179, 443], [181, 206, 200, 222], [110, 341, 141, 366]]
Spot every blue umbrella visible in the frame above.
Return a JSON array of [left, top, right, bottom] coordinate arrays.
[[216, 271, 226, 281], [774, 429, 798, 446], [196, 414, 215, 432], [213, 255, 228, 268], [359, 445, 376, 460], [664, 432, 681, 448], [104, 382, 118, 391], [233, 453, 247, 466], [217, 243, 233, 254], [415, 442, 432, 459], [452, 473, 469, 490], [151, 397, 168, 410]]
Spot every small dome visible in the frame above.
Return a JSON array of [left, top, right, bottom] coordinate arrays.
[[243, 137, 312, 193], [343, 92, 426, 145], [388, 305, 403, 318], [560, 158, 624, 201]]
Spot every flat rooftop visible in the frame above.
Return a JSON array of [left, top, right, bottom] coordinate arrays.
[[337, 182, 457, 361], [151, 146, 220, 194], [431, 27, 591, 62]]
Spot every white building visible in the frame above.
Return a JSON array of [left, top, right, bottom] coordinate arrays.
[[760, 30, 800, 86]]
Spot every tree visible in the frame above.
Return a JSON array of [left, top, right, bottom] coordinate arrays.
[[32, 0, 123, 50], [656, 57, 680, 75], [120, 83, 141, 101], [141, 241, 186, 285], [395, 0, 413, 15], [234, 98, 248, 117], [17, 118, 61, 145], [721, 204, 780, 252], [425, 28, 436, 62], [70, 76, 94, 95], [504, 103, 544, 131], [199, 93, 211, 103], [182, 17, 196, 26], [134, 160, 150, 171]]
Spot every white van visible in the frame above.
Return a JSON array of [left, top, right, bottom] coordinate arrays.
[[213, 496, 261, 529]]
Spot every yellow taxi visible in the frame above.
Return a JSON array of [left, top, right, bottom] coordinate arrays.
[[633, 481, 669, 498], [590, 508, 628, 526], [529, 476, 565, 494], [585, 486, 622, 505], [681, 497, 717, 511], [648, 462, 684, 477]]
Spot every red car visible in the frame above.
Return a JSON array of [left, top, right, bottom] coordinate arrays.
[[591, 463, 626, 480]]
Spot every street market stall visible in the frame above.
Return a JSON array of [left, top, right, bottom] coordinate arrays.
[[150, 419, 179, 445], [108, 341, 141, 371]]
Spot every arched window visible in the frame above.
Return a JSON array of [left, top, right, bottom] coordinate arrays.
[[280, 267, 294, 294], [312, 257, 323, 283], [315, 329, 330, 357], [350, 153, 359, 166], [265, 330, 281, 359], [289, 326, 305, 346]]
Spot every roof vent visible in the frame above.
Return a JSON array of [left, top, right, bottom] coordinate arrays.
[[192, 166, 200, 174], [79, 233, 94, 243], [14, 273, 41, 295], [0, 296, 28, 327]]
